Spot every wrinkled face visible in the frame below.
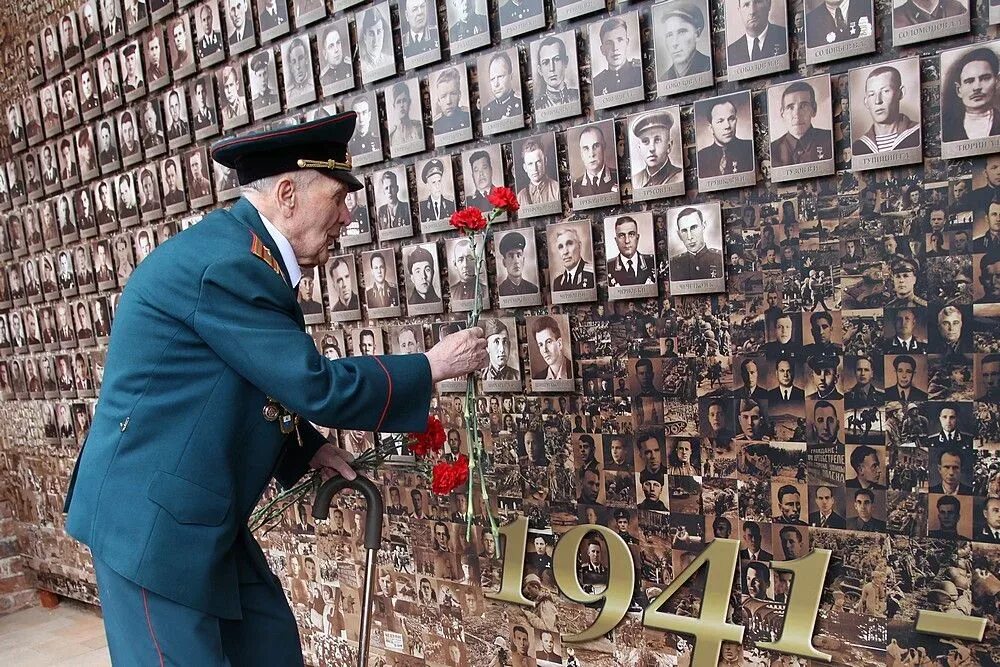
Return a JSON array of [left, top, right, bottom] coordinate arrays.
[[600, 25, 629, 69], [664, 16, 698, 64], [956, 59, 997, 113], [579, 128, 605, 174], [780, 492, 801, 520], [939, 407, 958, 432], [556, 229, 581, 269], [471, 156, 492, 191], [537, 42, 566, 89], [405, 0, 427, 32], [535, 327, 563, 368], [938, 310, 962, 343], [291, 178, 351, 267], [781, 89, 815, 137], [709, 101, 737, 145], [229, 0, 246, 30], [638, 127, 670, 171], [489, 57, 511, 99], [324, 29, 343, 67], [614, 220, 639, 257], [410, 260, 432, 295], [815, 405, 838, 443], [939, 452, 962, 487], [677, 211, 707, 254], [864, 71, 902, 124]]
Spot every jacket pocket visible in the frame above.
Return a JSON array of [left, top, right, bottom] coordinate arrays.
[[147, 470, 231, 526]]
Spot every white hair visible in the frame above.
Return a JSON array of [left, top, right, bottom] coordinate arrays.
[[240, 170, 320, 195]]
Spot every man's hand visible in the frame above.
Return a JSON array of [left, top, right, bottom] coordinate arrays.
[[425, 327, 488, 382], [309, 443, 357, 482]]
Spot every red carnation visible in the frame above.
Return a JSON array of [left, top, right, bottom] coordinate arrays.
[[408, 415, 446, 457], [431, 454, 470, 495], [450, 207, 487, 232], [487, 186, 519, 213]]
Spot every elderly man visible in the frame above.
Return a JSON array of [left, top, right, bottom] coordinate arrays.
[[931, 305, 966, 354], [482, 318, 519, 381], [449, 238, 477, 301], [63, 112, 486, 664], [631, 110, 681, 187], [401, 0, 438, 58], [851, 65, 921, 155], [465, 150, 499, 211], [572, 124, 618, 196], [551, 226, 595, 291], [770, 81, 833, 167], [419, 159, 455, 222], [482, 51, 522, 123]]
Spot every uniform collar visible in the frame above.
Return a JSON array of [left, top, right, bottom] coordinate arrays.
[[257, 210, 302, 288]]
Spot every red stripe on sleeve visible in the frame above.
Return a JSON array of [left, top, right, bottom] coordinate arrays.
[[371, 357, 393, 433]]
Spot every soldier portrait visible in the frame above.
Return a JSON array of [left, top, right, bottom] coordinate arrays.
[[217, 64, 249, 130], [292, 0, 326, 25], [296, 267, 325, 324], [694, 90, 757, 190], [117, 172, 139, 225], [976, 252, 1000, 302], [724, 0, 790, 79], [345, 91, 382, 164], [567, 119, 621, 209], [767, 74, 835, 181], [652, 0, 715, 95], [280, 36, 316, 108], [138, 99, 166, 157], [212, 162, 240, 202], [138, 166, 163, 219], [358, 2, 396, 84], [40, 86, 62, 139], [402, 242, 443, 315], [399, 0, 441, 68], [893, 0, 969, 45], [167, 14, 196, 79], [224, 0, 257, 54], [159, 155, 186, 214], [58, 77, 82, 131], [526, 314, 574, 391], [478, 48, 524, 135], [547, 220, 597, 304], [498, 0, 544, 38], [415, 157, 457, 233], [385, 79, 425, 158], [587, 12, 644, 108], [848, 57, 922, 170], [75, 125, 100, 181], [447, 0, 490, 54], [804, 0, 875, 63], [7, 104, 25, 154], [628, 107, 684, 201], [461, 145, 507, 217], [76, 66, 101, 124], [96, 119, 120, 173], [195, 1, 225, 68], [60, 12, 83, 67], [257, 0, 291, 42], [116, 110, 141, 168], [666, 201, 726, 294], [185, 147, 213, 207], [373, 165, 413, 241], [512, 132, 561, 217], [189, 76, 219, 140], [481, 317, 521, 391], [604, 212, 659, 300], [530, 31, 582, 122], [361, 248, 401, 317], [326, 255, 361, 321], [445, 235, 489, 311], [340, 188, 372, 246], [389, 324, 424, 356], [25, 36, 44, 86], [144, 28, 170, 92], [163, 86, 191, 149], [927, 493, 972, 539], [80, 0, 103, 57], [98, 53, 123, 111], [247, 50, 281, 120], [123, 0, 150, 33], [430, 64, 473, 146], [495, 228, 542, 308], [940, 41, 1000, 158], [318, 20, 354, 96], [42, 25, 64, 79]]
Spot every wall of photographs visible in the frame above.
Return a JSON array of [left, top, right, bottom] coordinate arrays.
[[2, 0, 1000, 663]]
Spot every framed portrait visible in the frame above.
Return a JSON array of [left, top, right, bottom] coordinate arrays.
[[296, 267, 325, 325], [224, 0, 257, 54], [555, 0, 603, 22], [940, 41, 1000, 160], [257, 0, 291, 42], [189, 75, 219, 140], [326, 255, 361, 322], [151, 0, 174, 20], [341, 187, 372, 247], [494, 228, 541, 308], [478, 48, 525, 135], [415, 156, 457, 234], [280, 35, 317, 108], [526, 313, 574, 392], [76, 125, 100, 181], [57, 136, 81, 187], [400, 0, 442, 69], [547, 220, 597, 304], [124, 0, 151, 33], [627, 107, 685, 201], [40, 85, 63, 139], [218, 63, 250, 130], [56, 194, 78, 242], [57, 249, 78, 297], [185, 147, 214, 208], [79, 64, 103, 121], [693, 90, 757, 191], [23, 95, 43, 146], [292, 0, 326, 27], [767, 74, 835, 182], [117, 109, 143, 167], [893, 0, 968, 46], [511, 132, 561, 218], [604, 212, 659, 300], [848, 57, 922, 170], [40, 143, 61, 196], [80, 0, 103, 58], [112, 232, 136, 285], [138, 99, 167, 158], [402, 242, 444, 315], [167, 14, 197, 80], [358, 2, 396, 84], [26, 35, 45, 88], [666, 201, 726, 295], [60, 12, 84, 68], [212, 162, 240, 202], [372, 165, 413, 241], [98, 52, 123, 111], [314, 329, 347, 361], [588, 13, 644, 108], [95, 118, 122, 174], [24, 151, 43, 201], [345, 91, 383, 166], [385, 78, 425, 158], [317, 20, 354, 96], [23, 205, 42, 254], [389, 324, 425, 355], [445, 234, 489, 312], [7, 161, 26, 207], [480, 316, 521, 392], [652, 0, 715, 96], [74, 187, 98, 239], [351, 326, 384, 357], [92, 239, 115, 290], [461, 145, 508, 220], [194, 1, 225, 67], [74, 246, 95, 294], [803, 0, 874, 64], [164, 86, 192, 149], [160, 156, 187, 215], [567, 119, 621, 209], [26, 258, 45, 303], [446, 0, 490, 54], [498, 0, 544, 38], [137, 165, 162, 220], [247, 50, 281, 121], [430, 64, 473, 146], [360, 248, 402, 319], [92, 177, 119, 231], [7, 104, 27, 155], [115, 171, 140, 227], [724, 0, 790, 81], [42, 24, 64, 79], [144, 28, 171, 92]]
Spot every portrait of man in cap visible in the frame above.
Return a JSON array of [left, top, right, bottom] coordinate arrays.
[[225, 0, 255, 49], [479, 49, 523, 128], [531, 32, 581, 117], [319, 21, 353, 92], [804, 0, 873, 50], [257, 0, 290, 36], [528, 314, 573, 381], [569, 120, 619, 202], [347, 92, 382, 158], [431, 65, 472, 140], [549, 222, 595, 292], [653, 0, 713, 88], [496, 230, 540, 300], [120, 42, 145, 99], [768, 76, 835, 169], [404, 243, 442, 307], [513, 133, 560, 213], [463, 148, 503, 211], [446, 236, 483, 303], [447, 0, 489, 46], [590, 14, 643, 99], [629, 109, 683, 192], [667, 203, 725, 284], [941, 44, 1000, 148], [606, 213, 656, 289], [884, 257, 926, 307], [387, 79, 424, 155], [482, 318, 520, 382], [281, 36, 316, 108], [849, 58, 922, 164], [400, 0, 440, 63], [195, 1, 224, 64], [695, 92, 755, 180], [248, 50, 280, 117], [327, 256, 359, 314], [725, 0, 788, 66], [362, 249, 400, 310], [417, 158, 456, 223], [805, 353, 843, 400], [375, 168, 410, 234]]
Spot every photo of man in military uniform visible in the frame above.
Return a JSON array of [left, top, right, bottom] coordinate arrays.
[[629, 109, 682, 188], [482, 318, 520, 381], [431, 66, 472, 137], [805, 0, 873, 48], [695, 92, 755, 178], [668, 205, 725, 282], [849, 61, 922, 157], [606, 215, 656, 287], [400, 0, 439, 60], [550, 224, 595, 292], [405, 244, 441, 306], [363, 250, 400, 309], [769, 78, 834, 167], [347, 93, 381, 155], [418, 159, 455, 222], [248, 51, 280, 115], [514, 135, 560, 206], [463, 149, 501, 211], [375, 169, 409, 231], [591, 15, 643, 96], [447, 0, 489, 43], [570, 122, 619, 198], [479, 50, 523, 125], [496, 231, 539, 297]]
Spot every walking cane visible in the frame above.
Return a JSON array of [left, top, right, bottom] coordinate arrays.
[[312, 475, 384, 667]]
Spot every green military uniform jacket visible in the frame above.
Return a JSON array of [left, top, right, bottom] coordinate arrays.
[[64, 197, 432, 619]]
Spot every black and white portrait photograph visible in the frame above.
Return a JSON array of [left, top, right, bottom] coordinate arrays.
[[399, 0, 442, 69], [373, 165, 413, 241], [296, 267, 325, 325], [76, 125, 100, 181], [115, 172, 140, 226], [212, 162, 239, 202], [95, 119, 121, 173], [98, 53, 123, 111], [546, 220, 597, 304], [123, 0, 150, 34], [940, 40, 1000, 159], [144, 29, 170, 92], [587, 13, 644, 108], [185, 147, 213, 208], [190, 75, 219, 140], [848, 56, 922, 170], [94, 177, 120, 232], [498, 0, 544, 39], [402, 242, 444, 316], [481, 317, 521, 392], [24, 151, 43, 200], [652, 0, 715, 96], [119, 42, 146, 102], [724, 0, 790, 80], [257, 0, 291, 42], [116, 109, 142, 167], [803, 0, 875, 64], [93, 238, 116, 289], [22, 95, 43, 147], [446, 0, 490, 54], [694, 90, 757, 191], [40, 86, 62, 139], [25, 36, 44, 87], [326, 254, 361, 322], [340, 187, 372, 247], [430, 64, 473, 146], [627, 107, 684, 201], [767, 74, 835, 182], [280, 35, 317, 108], [461, 145, 507, 220], [555, 0, 603, 22], [415, 157, 457, 234], [56, 194, 78, 241], [512, 132, 561, 218], [7, 162, 26, 208], [194, 1, 225, 67], [139, 99, 166, 157], [317, 20, 354, 96], [346, 91, 382, 166], [351, 326, 385, 357], [80, 0, 103, 58], [247, 50, 281, 121], [78, 65, 102, 121], [666, 201, 726, 295], [526, 313, 574, 392], [445, 235, 489, 312], [74, 188, 97, 237], [478, 48, 525, 135], [160, 155, 187, 215], [389, 324, 424, 355], [224, 0, 257, 54], [604, 212, 659, 300], [292, 0, 326, 26], [893, 0, 969, 45], [495, 228, 542, 308], [7, 104, 27, 154], [164, 86, 192, 149], [361, 248, 402, 319], [58, 77, 82, 131], [60, 12, 84, 68], [167, 14, 196, 80], [530, 31, 582, 123], [567, 119, 621, 210], [358, 2, 396, 84], [42, 25, 64, 79], [385, 79, 425, 158]]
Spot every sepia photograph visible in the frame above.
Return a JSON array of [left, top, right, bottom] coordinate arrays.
[[415, 157, 457, 234], [694, 90, 756, 191], [42, 25, 64, 80], [940, 40, 1000, 159], [604, 212, 659, 300], [7, 104, 26, 154], [461, 145, 508, 220], [247, 50, 281, 121], [124, 0, 151, 34], [400, 0, 442, 68], [372, 165, 413, 241], [666, 201, 726, 295], [194, 0, 225, 67], [358, 2, 396, 84], [345, 91, 382, 166], [280, 35, 317, 108], [530, 31, 583, 123], [481, 316, 521, 392], [385, 79, 425, 158], [526, 313, 574, 392], [567, 119, 621, 210], [495, 227, 542, 308], [296, 267, 325, 325], [587, 12, 644, 109], [78, 65, 102, 121], [445, 235, 489, 312], [547, 220, 597, 304], [212, 162, 240, 202], [361, 248, 402, 319], [167, 14, 196, 80], [98, 53, 123, 111], [185, 147, 213, 208], [804, 0, 875, 64], [652, 0, 715, 96], [257, 0, 291, 42], [80, 0, 103, 58], [893, 0, 969, 45], [317, 20, 354, 96], [102, 0, 125, 46], [389, 324, 424, 356], [848, 56, 922, 170], [512, 132, 561, 217], [430, 64, 473, 147], [225, 0, 257, 54], [627, 107, 684, 201], [446, 0, 490, 54], [402, 242, 444, 316], [60, 12, 84, 67], [724, 0, 790, 80], [767, 74, 835, 182], [164, 86, 192, 149], [40, 85, 62, 139], [326, 254, 361, 322], [478, 48, 525, 135]]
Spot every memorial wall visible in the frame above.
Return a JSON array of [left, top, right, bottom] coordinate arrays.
[[1, 0, 1000, 664]]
